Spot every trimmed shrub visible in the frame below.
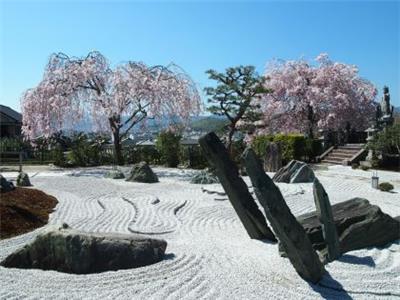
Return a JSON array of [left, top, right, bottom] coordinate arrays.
[[190, 169, 219, 184], [156, 130, 182, 167], [378, 182, 394, 192], [180, 145, 208, 169], [251, 134, 322, 164], [124, 146, 160, 165]]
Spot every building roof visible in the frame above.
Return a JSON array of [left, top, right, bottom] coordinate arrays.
[[0, 105, 22, 123]]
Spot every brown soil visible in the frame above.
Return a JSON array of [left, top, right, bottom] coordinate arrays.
[[0, 187, 58, 239]]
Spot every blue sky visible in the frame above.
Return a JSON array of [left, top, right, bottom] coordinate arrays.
[[1, 0, 399, 112]]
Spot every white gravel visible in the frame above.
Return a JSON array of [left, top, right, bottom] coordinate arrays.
[[0, 165, 399, 299]]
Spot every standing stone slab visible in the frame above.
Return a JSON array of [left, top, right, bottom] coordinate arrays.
[[313, 178, 340, 262], [199, 132, 276, 241], [264, 142, 282, 172], [243, 148, 325, 283]]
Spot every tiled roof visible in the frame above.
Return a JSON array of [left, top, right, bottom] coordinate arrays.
[[0, 105, 22, 122]]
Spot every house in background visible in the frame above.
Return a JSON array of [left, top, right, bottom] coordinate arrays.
[[0, 105, 22, 138]]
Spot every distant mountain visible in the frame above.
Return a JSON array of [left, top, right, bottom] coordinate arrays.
[[394, 106, 400, 114], [189, 115, 228, 133]]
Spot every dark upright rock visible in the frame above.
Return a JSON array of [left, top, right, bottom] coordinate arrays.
[[199, 132, 276, 241], [243, 148, 325, 283], [298, 198, 400, 254], [313, 178, 340, 262], [264, 142, 282, 172]]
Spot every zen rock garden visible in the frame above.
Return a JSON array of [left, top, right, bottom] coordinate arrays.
[[1, 3, 399, 297]]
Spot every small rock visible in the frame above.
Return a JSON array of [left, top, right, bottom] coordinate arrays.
[[16, 172, 32, 187], [273, 160, 315, 183], [0, 174, 15, 193], [151, 198, 160, 205], [290, 164, 315, 183], [126, 162, 159, 183], [104, 169, 125, 179]]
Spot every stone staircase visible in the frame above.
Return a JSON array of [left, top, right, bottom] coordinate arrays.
[[320, 144, 365, 165]]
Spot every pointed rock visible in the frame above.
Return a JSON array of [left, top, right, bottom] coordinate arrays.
[[313, 178, 340, 262], [199, 132, 276, 241], [243, 148, 325, 283]]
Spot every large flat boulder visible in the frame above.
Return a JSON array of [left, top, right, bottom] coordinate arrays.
[[1, 225, 167, 274], [297, 198, 400, 254], [126, 162, 159, 183]]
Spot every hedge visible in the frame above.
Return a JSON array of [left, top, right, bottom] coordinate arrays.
[[251, 134, 322, 164]]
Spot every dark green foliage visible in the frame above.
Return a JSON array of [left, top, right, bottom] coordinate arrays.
[[351, 163, 359, 169], [251, 135, 274, 157], [0, 137, 31, 152], [156, 131, 182, 167], [370, 124, 400, 155], [205, 66, 272, 152], [67, 132, 111, 167], [230, 139, 247, 165], [251, 134, 322, 164], [124, 146, 160, 165], [378, 182, 394, 192], [273, 134, 306, 163], [190, 169, 219, 184], [180, 145, 209, 169], [305, 138, 323, 162], [52, 145, 67, 167]]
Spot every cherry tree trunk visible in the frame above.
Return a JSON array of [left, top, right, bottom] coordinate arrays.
[[110, 122, 124, 166]]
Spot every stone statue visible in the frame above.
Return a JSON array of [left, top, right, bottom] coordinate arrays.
[[380, 86, 393, 117], [375, 86, 394, 129]]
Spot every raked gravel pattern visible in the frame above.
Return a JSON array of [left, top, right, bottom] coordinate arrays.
[[0, 166, 399, 299]]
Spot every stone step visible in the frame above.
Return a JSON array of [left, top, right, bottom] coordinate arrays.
[[333, 149, 360, 155], [328, 153, 354, 159], [320, 159, 344, 165], [327, 155, 352, 161], [329, 151, 355, 157], [339, 147, 363, 152]]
